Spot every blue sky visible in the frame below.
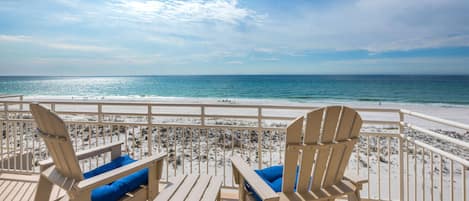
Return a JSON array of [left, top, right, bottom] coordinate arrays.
[[0, 0, 469, 75]]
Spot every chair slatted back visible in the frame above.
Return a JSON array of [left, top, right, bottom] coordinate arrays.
[[282, 106, 362, 193], [30, 104, 84, 181]]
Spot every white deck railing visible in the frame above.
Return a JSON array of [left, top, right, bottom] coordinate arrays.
[[0, 100, 467, 201]]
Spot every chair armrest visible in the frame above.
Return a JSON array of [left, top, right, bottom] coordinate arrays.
[[39, 141, 123, 171], [231, 155, 279, 201], [75, 141, 123, 161], [344, 173, 368, 189], [76, 153, 166, 191]]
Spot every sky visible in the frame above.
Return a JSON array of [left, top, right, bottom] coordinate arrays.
[[0, 0, 469, 75]]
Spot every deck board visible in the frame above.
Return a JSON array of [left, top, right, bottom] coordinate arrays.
[[0, 173, 65, 201], [0, 173, 239, 201]]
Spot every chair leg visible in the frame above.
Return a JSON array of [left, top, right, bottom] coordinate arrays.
[[348, 190, 361, 201], [238, 177, 246, 201], [148, 165, 159, 200], [34, 174, 53, 201], [71, 191, 91, 201]]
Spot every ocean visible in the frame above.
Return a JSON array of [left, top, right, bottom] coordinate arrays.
[[1, 75, 468, 105]]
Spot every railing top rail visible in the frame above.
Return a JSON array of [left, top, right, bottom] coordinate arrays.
[[402, 122, 469, 149], [401, 109, 469, 131], [0, 94, 23, 99], [0, 100, 401, 112]]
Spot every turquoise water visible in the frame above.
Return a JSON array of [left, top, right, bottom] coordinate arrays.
[[0, 75, 468, 105]]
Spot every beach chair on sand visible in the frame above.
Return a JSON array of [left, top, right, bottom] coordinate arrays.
[[31, 103, 222, 201], [231, 106, 367, 201]]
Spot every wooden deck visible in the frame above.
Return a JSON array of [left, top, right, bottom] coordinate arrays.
[[0, 173, 65, 201], [0, 173, 240, 201]]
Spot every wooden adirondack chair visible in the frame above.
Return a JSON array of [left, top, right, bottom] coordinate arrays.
[[30, 103, 166, 201], [232, 106, 367, 201]]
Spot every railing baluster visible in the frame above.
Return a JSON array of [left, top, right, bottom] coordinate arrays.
[[440, 156, 443, 201], [108, 124, 111, 144], [388, 137, 391, 200], [431, 151, 434, 201], [248, 129, 252, 167], [1, 120, 4, 170], [450, 159, 454, 201], [257, 107, 262, 169], [414, 143, 417, 201], [367, 135, 370, 198], [223, 128, 226, 186], [13, 121, 17, 171], [147, 104, 152, 156], [214, 128, 217, 176], [164, 127, 169, 182], [422, 147, 425, 201], [182, 127, 185, 175], [206, 128, 209, 174], [198, 128, 201, 175], [6, 121, 10, 171], [20, 121, 24, 172], [399, 111, 405, 201], [139, 127, 143, 159], [269, 129, 272, 167], [405, 140, 410, 201], [463, 164, 466, 201], [173, 127, 177, 176], [190, 128, 193, 174], [378, 136, 381, 200]]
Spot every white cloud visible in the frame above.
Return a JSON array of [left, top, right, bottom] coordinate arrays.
[[2, 0, 469, 74], [102, 0, 469, 56], [46, 43, 113, 52], [53, 0, 81, 8], [49, 13, 82, 23], [253, 48, 274, 53], [145, 35, 187, 46], [108, 0, 261, 24], [0, 35, 31, 42], [258, 57, 279, 62], [0, 34, 114, 52], [226, 60, 243, 64], [285, 0, 469, 52]]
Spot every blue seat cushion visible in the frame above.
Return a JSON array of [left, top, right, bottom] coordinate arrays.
[[254, 165, 284, 182], [83, 155, 148, 201], [246, 165, 300, 201]]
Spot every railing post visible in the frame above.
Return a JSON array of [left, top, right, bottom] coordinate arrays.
[[19, 95, 23, 110], [147, 104, 153, 155], [201, 106, 205, 126], [3, 103, 8, 120], [97, 104, 102, 148], [97, 104, 102, 123], [399, 110, 405, 201], [51, 103, 55, 112], [257, 107, 262, 169], [4, 103, 10, 170]]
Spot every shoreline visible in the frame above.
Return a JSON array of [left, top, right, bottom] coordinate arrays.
[[20, 95, 469, 125]]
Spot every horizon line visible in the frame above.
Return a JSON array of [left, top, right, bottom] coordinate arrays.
[[1, 73, 469, 77]]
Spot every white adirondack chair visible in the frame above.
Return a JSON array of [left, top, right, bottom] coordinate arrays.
[[31, 103, 223, 201], [232, 106, 367, 201], [31, 103, 166, 201]]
